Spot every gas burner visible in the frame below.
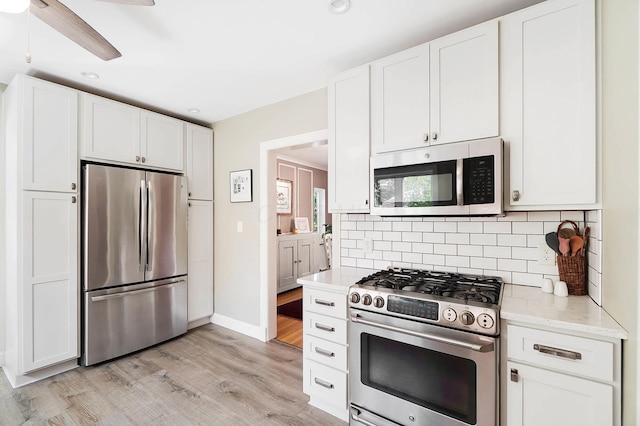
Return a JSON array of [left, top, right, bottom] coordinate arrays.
[[444, 285, 499, 304]]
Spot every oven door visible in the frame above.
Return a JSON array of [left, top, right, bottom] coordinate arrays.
[[349, 309, 498, 426]]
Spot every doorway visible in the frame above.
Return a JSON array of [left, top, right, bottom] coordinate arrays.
[[258, 129, 329, 344]]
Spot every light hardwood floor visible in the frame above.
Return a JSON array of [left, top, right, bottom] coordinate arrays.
[[0, 324, 345, 425], [276, 287, 303, 349]]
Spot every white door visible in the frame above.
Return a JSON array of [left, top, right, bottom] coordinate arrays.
[[82, 93, 141, 165], [187, 200, 213, 322], [186, 124, 214, 200], [501, 0, 596, 207], [21, 77, 78, 193], [328, 64, 371, 213], [21, 191, 78, 374], [371, 43, 430, 153], [141, 110, 185, 171], [430, 20, 499, 145], [507, 361, 613, 426]]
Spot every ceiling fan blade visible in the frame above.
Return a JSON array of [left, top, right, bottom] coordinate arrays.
[[30, 0, 122, 61], [94, 0, 155, 5]]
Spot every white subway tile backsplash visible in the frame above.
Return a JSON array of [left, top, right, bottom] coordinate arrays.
[[484, 222, 512, 234], [470, 233, 497, 246], [393, 222, 412, 232], [338, 210, 603, 298], [497, 234, 527, 247], [457, 222, 484, 233], [434, 222, 457, 232], [434, 244, 457, 255]]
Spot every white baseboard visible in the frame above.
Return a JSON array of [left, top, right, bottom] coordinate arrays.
[[3, 359, 78, 388], [187, 317, 211, 330], [210, 313, 268, 342]]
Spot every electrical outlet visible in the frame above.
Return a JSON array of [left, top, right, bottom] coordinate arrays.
[[538, 244, 556, 266]]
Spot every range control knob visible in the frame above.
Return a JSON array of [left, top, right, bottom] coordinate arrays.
[[442, 308, 457, 322], [350, 292, 361, 304], [373, 296, 385, 308], [460, 311, 475, 326], [362, 294, 373, 306]]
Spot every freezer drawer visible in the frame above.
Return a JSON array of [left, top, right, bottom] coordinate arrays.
[[82, 277, 187, 366]]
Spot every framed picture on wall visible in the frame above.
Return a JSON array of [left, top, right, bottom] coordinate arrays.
[[230, 169, 253, 203], [276, 179, 292, 214]]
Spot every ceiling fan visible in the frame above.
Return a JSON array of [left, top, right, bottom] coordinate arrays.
[[28, 0, 155, 61]]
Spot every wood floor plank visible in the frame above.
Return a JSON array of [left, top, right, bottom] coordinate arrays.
[[0, 324, 345, 426]]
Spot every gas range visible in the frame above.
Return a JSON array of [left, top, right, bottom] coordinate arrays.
[[348, 267, 504, 336]]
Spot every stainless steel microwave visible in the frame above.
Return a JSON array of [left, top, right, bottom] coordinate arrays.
[[370, 137, 503, 216]]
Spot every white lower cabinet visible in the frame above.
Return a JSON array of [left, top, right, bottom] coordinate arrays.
[[505, 324, 621, 426], [187, 200, 213, 323], [302, 285, 349, 421]]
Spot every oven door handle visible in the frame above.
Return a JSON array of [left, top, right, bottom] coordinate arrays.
[[350, 313, 494, 353]]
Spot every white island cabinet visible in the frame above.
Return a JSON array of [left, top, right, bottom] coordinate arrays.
[[186, 124, 214, 325], [501, 285, 626, 426], [298, 267, 376, 422], [2, 75, 80, 387]]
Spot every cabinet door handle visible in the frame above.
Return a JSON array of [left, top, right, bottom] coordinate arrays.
[[136, 155, 141, 162], [364, 199, 368, 206], [314, 377, 334, 389], [512, 190, 520, 201], [533, 344, 582, 360], [71, 196, 76, 203], [141, 157, 146, 163], [510, 368, 519, 382], [432, 132, 438, 141], [314, 299, 335, 307], [315, 323, 335, 333], [422, 133, 429, 142], [71, 182, 76, 190], [314, 347, 335, 358]]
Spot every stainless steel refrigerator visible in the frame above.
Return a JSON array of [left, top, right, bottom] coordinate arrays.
[[81, 163, 188, 366]]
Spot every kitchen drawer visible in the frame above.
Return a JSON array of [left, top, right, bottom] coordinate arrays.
[[304, 311, 347, 345], [303, 358, 348, 410], [304, 287, 347, 319], [507, 325, 613, 382], [304, 334, 348, 372]]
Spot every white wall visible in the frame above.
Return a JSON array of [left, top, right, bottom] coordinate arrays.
[[0, 82, 6, 357], [601, 1, 639, 424], [212, 89, 327, 328]]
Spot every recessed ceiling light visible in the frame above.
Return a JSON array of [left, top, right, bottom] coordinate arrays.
[[187, 108, 200, 113], [328, 0, 350, 14], [81, 71, 99, 79]]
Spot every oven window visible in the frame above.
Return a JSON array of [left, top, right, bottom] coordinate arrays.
[[373, 161, 457, 208], [361, 333, 477, 424]]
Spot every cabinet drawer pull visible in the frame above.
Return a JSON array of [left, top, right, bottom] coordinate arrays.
[[314, 347, 335, 358], [533, 344, 582, 360], [315, 323, 335, 333], [71, 196, 76, 203], [314, 377, 334, 389], [314, 299, 335, 307]]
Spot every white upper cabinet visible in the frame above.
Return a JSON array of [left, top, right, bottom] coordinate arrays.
[[371, 44, 430, 153], [371, 21, 499, 154], [16, 76, 78, 192], [430, 20, 499, 145], [186, 124, 214, 200], [328, 64, 371, 213], [501, 0, 596, 208], [141, 110, 185, 171], [81, 93, 185, 172]]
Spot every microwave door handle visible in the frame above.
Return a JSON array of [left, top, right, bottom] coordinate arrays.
[[350, 313, 494, 353], [456, 158, 464, 206]]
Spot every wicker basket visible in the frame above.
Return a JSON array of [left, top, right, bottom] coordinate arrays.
[[556, 220, 587, 296]]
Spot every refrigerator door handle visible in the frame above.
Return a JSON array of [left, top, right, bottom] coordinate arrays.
[[139, 179, 147, 272], [90, 279, 186, 302], [146, 179, 152, 272]]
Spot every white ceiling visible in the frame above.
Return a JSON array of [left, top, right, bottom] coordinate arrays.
[[0, 0, 544, 128]]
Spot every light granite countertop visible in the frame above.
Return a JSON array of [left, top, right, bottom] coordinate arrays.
[[298, 267, 628, 340], [501, 284, 628, 340]]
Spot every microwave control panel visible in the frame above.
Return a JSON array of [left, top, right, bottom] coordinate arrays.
[[464, 155, 495, 205]]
